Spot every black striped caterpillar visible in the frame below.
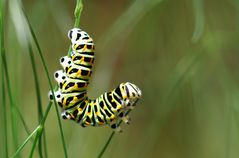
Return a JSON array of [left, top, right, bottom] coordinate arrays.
[[48, 28, 142, 132]]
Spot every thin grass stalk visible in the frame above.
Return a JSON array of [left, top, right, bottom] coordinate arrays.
[[67, 0, 83, 56], [1, 58, 8, 158], [5, 0, 34, 142], [27, 43, 45, 158], [1, 21, 8, 158], [19, 3, 68, 157], [11, 101, 52, 157], [13, 0, 84, 156], [74, 0, 83, 28], [0, 0, 19, 152], [97, 109, 132, 158], [29, 132, 41, 158], [41, 132, 48, 158], [2, 48, 34, 155], [97, 132, 115, 158], [3, 42, 19, 157], [15, 107, 33, 138], [0, 0, 8, 157], [11, 126, 40, 158], [21, 0, 83, 154], [191, 0, 205, 42]]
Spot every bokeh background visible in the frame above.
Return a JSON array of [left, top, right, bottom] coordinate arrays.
[[1, 0, 239, 157]]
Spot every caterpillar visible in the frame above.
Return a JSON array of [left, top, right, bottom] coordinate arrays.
[[48, 28, 142, 132]]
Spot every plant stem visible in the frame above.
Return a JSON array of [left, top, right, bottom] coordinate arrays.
[[27, 43, 45, 158], [29, 128, 43, 158], [11, 102, 52, 158], [97, 110, 132, 158], [0, 0, 19, 152], [11, 126, 40, 158], [74, 0, 83, 28], [97, 132, 115, 158], [13, 0, 85, 157], [20, 4, 68, 157], [68, 0, 84, 57], [0, 0, 8, 157]]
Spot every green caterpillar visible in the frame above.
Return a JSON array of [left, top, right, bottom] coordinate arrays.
[[49, 28, 142, 132]]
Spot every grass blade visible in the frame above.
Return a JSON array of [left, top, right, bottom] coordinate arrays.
[[12, 101, 52, 157], [74, 0, 83, 28], [0, 0, 8, 156], [97, 132, 115, 158], [11, 126, 40, 158], [1, 58, 8, 158], [97, 110, 132, 158], [0, 0, 19, 152], [29, 132, 40, 158], [19, 2, 68, 157], [13, 0, 85, 157], [191, 0, 205, 42], [27, 43, 45, 158], [67, 0, 83, 56]]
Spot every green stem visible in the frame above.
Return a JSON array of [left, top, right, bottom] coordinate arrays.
[[14, 107, 33, 141], [97, 110, 132, 158], [42, 131, 48, 158], [68, 0, 84, 57], [1, 60, 8, 158], [191, 0, 205, 43], [97, 132, 115, 158], [11, 126, 40, 158], [12, 102, 52, 158], [74, 0, 83, 28], [0, 0, 19, 152], [0, 0, 8, 157], [29, 135, 39, 158], [29, 127, 43, 158], [20, 4, 68, 158], [13, 0, 85, 156], [27, 43, 45, 158]]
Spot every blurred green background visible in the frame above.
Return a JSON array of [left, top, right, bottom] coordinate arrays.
[[2, 0, 239, 157]]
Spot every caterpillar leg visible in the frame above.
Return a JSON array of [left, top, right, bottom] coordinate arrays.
[[110, 121, 122, 133], [61, 110, 76, 121], [61, 111, 71, 120], [118, 111, 131, 125], [122, 115, 131, 125], [121, 98, 137, 110]]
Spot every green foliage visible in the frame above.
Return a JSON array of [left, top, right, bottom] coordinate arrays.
[[1, 0, 239, 157]]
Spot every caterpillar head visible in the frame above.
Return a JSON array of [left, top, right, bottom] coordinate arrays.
[[117, 82, 142, 108], [68, 28, 94, 45], [119, 82, 142, 100], [125, 82, 142, 98]]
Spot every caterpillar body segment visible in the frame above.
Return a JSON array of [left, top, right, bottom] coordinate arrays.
[[71, 51, 95, 67], [49, 28, 142, 132], [48, 89, 87, 110], [68, 28, 94, 45], [54, 70, 88, 93], [60, 56, 93, 80], [68, 28, 94, 53]]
